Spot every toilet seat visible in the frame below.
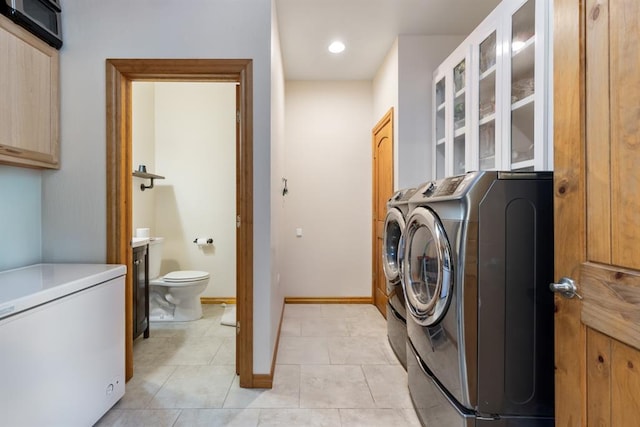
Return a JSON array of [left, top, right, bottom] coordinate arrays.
[[163, 270, 209, 283], [150, 270, 210, 287]]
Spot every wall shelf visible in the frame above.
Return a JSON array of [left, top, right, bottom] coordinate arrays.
[[133, 171, 165, 191]]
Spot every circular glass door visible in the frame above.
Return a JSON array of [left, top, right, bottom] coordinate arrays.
[[382, 208, 405, 284], [401, 207, 453, 326]]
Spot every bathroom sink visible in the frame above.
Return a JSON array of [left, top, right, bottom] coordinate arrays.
[[131, 237, 150, 248]]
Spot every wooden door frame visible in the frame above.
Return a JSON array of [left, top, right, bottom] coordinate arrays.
[[371, 108, 394, 314], [105, 59, 254, 387]]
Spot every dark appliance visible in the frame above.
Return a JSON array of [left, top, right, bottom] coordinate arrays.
[[401, 171, 555, 426], [1, 0, 62, 48]]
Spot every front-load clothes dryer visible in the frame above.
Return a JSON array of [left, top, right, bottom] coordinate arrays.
[[401, 171, 555, 426], [382, 186, 418, 369]]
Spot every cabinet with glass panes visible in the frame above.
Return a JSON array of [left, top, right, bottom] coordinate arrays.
[[432, 44, 471, 179], [432, 0, 551, 178]]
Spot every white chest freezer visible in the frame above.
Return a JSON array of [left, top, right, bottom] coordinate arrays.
[[0, 263, 126, 427]]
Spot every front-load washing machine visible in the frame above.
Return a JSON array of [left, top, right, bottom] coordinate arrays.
[[382, 186, 418, 369], [401, 171, 555, 426]]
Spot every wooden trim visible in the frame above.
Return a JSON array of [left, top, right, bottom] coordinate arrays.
[[371, 108, 394, 316], [284, 297, 374, 304], [105, 59, 254, 387], [252, 374, 273, 389], [201, 297, 237, 305], [236, 60, 254, 388], [106, 60, 134, 380], [251, 300, 286, 389], [585, 0, 611, 264], [553, 0, 587, 424], [581, 262, 640, 351]]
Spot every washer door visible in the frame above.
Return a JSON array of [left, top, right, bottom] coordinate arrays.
[[382, 208, 405, 284], [401, 207, 453, 326]]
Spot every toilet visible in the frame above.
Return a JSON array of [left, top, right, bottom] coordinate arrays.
[[147, 237, 210, 321]]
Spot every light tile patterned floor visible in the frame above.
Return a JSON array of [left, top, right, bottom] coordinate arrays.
[[95, 303, 420, 427]]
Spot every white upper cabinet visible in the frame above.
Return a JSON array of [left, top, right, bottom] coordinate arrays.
[[433, 45, 471, 179], [474, 21, 502, 172], [433, 0, 551, 177]]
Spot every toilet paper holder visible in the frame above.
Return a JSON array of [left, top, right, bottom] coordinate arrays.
[[193, 238, 213, 245]]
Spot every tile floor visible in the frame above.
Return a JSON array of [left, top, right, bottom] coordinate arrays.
[[95, 303, 420, 427]]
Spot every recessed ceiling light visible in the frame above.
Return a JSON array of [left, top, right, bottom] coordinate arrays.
[[328, 41, 346, 54]]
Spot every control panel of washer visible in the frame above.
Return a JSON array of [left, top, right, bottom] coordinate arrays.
[[420, 172, 478, 199]]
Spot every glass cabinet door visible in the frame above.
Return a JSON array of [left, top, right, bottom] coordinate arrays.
[[509, 0, 536, 170], [478, 30, 498, 170], [452, 59, 467, 175], [435, 76, 446, 179]]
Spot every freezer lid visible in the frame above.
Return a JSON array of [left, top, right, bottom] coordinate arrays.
[[0, 264, 126, 320]]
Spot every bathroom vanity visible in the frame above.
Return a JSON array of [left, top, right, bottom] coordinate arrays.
[[0, 263, 126, 426]]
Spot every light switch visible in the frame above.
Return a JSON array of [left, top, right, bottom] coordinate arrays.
[[296, 228, 303, 237]]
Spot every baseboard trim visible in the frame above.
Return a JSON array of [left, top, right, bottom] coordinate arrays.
[[201, 297, 237, 305], [252, 374, 273, 388], [251, 299, 286, 388], [208, 297, 370, 387], [284, 296, 373, 304]]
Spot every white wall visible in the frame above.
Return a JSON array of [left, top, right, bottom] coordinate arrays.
[[155, 83, 237, 297], [373, 36, 463, 190], [132, 83, 157, 236], [373, 39, 399, 187], [43, 0, 274, 374], [283, 81, 372, 297], [397, 35, 464, 188], [132, 82, 237, 298], [0, 166, 41, 270], [373, 39, 399, 135], [269, 0, 286, 372]]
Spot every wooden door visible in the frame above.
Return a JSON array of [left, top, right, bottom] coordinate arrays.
[[554, 0, 640, 424], [372, 109, 394, 317]]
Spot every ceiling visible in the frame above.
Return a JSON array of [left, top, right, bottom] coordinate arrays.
[[275, 0, 502, 80]]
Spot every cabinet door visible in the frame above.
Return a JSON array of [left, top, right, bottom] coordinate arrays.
[[452, 57, 469, 176], [434, 75, 447, 179], [132, 245, 148, 340], [433, 0, 550, 177], [475, 27, 501, 171], [433, 48, 471, 180], [504, 0, 548, 171], [0, 15, 59, 169]]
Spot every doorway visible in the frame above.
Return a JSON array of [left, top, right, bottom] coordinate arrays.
[[372, 108, 394, 316], [105, 59, 255, 387]]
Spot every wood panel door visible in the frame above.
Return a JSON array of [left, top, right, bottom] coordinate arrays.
[[372, 109, 394, 317], [554, 0, 640, 424]]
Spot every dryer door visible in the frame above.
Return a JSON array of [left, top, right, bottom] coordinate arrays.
[[401, 207, 453, 326], [382, 208, 405, 286]]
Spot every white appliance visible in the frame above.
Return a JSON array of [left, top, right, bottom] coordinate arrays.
[[0, 263, 126, 427]]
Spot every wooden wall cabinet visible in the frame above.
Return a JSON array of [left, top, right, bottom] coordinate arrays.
[[433, 0, 551, 178], [0, 14, 59, 169]]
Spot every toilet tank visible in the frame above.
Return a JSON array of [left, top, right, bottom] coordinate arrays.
[[147, 237, 164, 279]]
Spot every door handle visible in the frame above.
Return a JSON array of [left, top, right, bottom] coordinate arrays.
[[549, 277, 583, 300]]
